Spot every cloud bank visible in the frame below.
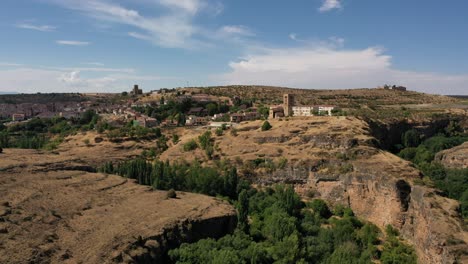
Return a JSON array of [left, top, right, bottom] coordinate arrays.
[[219, 44, 468, 95], [0, 66, 168, 93]]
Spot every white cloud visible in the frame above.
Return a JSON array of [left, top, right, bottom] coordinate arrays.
[[219, 44, 468, 95], [319, 0, 342, 12], [46, 0, 223, 49], [289, 33, 298, 41], [56, 40, 91, 46], [158, 0, 202, 15], [50, 67, 134, 73], [0, 62, 22, 67], [15, 23, 56, 32], [0, 66, 171, 93], [83, 62, 105, 66], [219, 25, 254, 36]]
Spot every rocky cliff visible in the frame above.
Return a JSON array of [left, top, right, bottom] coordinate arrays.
[[162, 117, 468, 263], [0, 150, 237, 264], [435, 142, 468, 169]]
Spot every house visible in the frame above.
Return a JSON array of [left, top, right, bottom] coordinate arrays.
[[12, 113, 26, 121], [269, 106, 284, 119], [318, 105, 337, 116], [186, 115, 209, 126], [188, 107, 208, 116], [292, 106, 315, 117], [230, 113, 244, 123], [243, 112, 260, 121], [135, 116, 158, 128], [230, 112, 260, 123]]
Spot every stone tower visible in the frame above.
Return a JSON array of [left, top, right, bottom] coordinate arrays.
[[283, 94, 294, 116]]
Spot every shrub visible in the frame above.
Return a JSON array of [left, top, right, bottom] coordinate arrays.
[[183, 139, 198, 151], [167, 189, 177, 199], [198, 131, 212, 149], [172, 134, 179, 144], [215, 127, 223, 136], [261, 121, 272, 131], [385, 224, 399, 237], [308, 199, 332, 219], [230, 128, 238, 136]]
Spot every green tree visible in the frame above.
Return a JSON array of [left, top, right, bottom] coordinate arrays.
[[183, 139, 198, 151], [237, 190, 249, 232], [309, 199, 332, 219], [261, 121, 272, 131], [402, 129, 421, 148]]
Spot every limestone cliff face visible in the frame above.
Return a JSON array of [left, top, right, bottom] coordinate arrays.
[[435, 142, 468, 169], [298, 156, 467, 264], [160, 117, 468, 263]]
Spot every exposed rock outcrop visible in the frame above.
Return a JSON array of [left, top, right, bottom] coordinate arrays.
[[435, 142, 468, 169], [0, 155, 236, 264], [160, 117, 468, 264]]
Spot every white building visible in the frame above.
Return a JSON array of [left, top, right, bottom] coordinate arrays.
[[291, 105, 337, 116], [318, 106, 336, 116], [292, 106, 314, 117]]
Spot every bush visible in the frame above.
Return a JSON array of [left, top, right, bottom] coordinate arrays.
[[183, 139, 198, 151], [230, 128, 238, 136], [167, 189, 177, 199], [308, 199, 332, 219], [198, 131, 212, 149], [215, 127, 223, 136], [261, 121, 272, 131]]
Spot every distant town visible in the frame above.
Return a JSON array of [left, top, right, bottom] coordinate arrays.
[[0, 84, 411, 129]]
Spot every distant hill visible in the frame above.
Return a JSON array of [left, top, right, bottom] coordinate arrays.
[[0, 93, 86, 104], [177, 85, 459, 107], [0, 91, 18, 95]]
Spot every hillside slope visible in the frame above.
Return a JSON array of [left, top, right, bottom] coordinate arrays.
[[162, 116, 468, 264], [0, 149, 236, 263]]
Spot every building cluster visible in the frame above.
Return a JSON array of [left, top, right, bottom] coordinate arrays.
[[381, 84, 407, 91], [130, 85, 143, 95], [269, 94, 338, 119], [1, 101, 88, 121]]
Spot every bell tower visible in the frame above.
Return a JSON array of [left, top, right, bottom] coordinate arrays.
[[283, 94, 293, 116]]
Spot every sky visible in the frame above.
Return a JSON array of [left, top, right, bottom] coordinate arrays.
[[1, 0, 468, 95]]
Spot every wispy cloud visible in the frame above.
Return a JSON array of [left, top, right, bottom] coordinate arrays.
[[46, 0, 218, 49], [288, 34, 345, 48], [219, 25, 254, 36], [218, 42, 468, 95], [56, 40, 91, 46], [0, 65, 172, 93], [15, 23, 56, 32], [289, 33, 298, 41], [0, 62, 22, 67], [319, 0, 342, 12], [44, 0, 240, 49], [83, 62, 104, 66]]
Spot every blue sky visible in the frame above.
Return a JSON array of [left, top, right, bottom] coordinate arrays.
[[1, 0, 468, 94]]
